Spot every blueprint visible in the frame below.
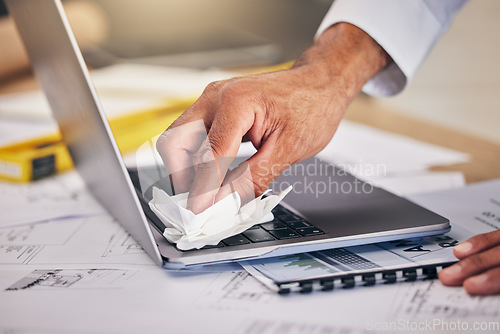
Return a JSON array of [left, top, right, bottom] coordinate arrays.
[[0, 121, 498, 333], [0, 171, 106, 227], [5, 269, 139, 291], [391, 280, 500, 320], [0, 216, 155, 269]]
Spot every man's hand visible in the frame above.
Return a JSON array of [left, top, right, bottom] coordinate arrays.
[[156, 23, 389, 214], [439, 229, 500, 295]]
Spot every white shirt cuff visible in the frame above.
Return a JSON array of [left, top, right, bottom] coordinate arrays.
[[316, 0, 467, 97]]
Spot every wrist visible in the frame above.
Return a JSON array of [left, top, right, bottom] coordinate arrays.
[[294, 22, 390, 99]]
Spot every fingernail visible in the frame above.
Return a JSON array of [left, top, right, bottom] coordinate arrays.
[[442, 263, 461, 276], [454, 241, 473, 254]]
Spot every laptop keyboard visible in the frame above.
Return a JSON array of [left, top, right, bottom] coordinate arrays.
[[194, 205, 325, 251]]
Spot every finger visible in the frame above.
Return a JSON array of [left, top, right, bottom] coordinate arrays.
[[185, 138, 226, 213], [156, 113, 208, 194], [439, 243, 500, 286], [215, 160, 254, 205], [462, 266, 500, 296], [187, 101, 255, 214], [214, 133, 291, 205], [453, 229, 500, 259]]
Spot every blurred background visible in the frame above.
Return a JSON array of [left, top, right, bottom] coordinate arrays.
[[81, 0, 333, 68], [378, 0, 500, 145], [80, 0, 500, 144]]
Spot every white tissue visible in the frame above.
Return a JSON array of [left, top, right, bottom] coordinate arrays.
[[148, 186, 293, 250]]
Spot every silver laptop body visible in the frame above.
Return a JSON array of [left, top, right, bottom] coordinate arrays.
[[7, 0, 451, 269]]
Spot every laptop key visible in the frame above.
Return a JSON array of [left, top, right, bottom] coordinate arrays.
[[200, 242, 225, 249], [260, 221, 287, 231], [296, 226, 325, 237], [286, 220, 311, 229], [270, 228, 300, 240], [222, 234, 250, 246], [275, 213, 301, 221], [271, 206, 288, 214], [243, 228, 275, 243], [247, 225, 260, 230]]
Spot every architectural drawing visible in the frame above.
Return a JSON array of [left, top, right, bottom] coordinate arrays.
[[6, 269, 138, 291], [391, 280, 500, 320]]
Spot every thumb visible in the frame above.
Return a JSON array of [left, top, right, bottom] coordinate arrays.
[[215, 135, 291, 205], [186, 107, 254, 214]]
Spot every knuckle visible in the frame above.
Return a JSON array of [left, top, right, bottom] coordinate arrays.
[[156, 110, 200, 153], [476, 233, 490, 245], [471, 232, 495, 249], [156, 130, 175, 152], [221, 81, 245, 96], [219, 80, 257, 106], [462, 254, 486, 273], [196, 140, 215, 164], [203, 80, 225, 95], [252, 178, 269, 197], [208, 133, 227, 157]]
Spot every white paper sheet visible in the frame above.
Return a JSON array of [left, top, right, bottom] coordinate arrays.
[[369, 171, 465, 196], [0, 171, 106, 228], [4, 269, 141, 291], [0, 268, 251, 334], [0, 117, 58, 148], [0, 215, 155, 269], [1, 181, 494, 334], [409, 179, 500, 235], [191, 270, 402, 329], [389, 279, 500, 322], [317, 120, 469, 177], [0, 64, 232, 120], [234, 319, 370, 334]]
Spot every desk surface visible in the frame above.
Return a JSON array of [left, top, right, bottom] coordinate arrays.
[[345, 96, 500, 184], [1, 71, 500, 333], [1, 72, 500, 184]]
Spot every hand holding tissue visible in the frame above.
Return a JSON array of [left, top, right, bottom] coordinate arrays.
[[148, 186, 293, 250]]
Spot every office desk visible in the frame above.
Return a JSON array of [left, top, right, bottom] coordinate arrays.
[[344, 96, 500, 183], [2, 71, 499, 184], [1, 70, 500, 334]]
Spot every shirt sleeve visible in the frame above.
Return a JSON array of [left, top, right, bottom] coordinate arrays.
[[316, 0, 468, 97]]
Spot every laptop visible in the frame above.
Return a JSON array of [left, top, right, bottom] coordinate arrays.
[[7, 0, 451, 269]]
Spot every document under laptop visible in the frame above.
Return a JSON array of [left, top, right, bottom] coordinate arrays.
[[241, 231, 461, 293]]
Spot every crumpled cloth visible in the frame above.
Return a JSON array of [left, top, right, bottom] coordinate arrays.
[[148, 186, 292, 250]]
